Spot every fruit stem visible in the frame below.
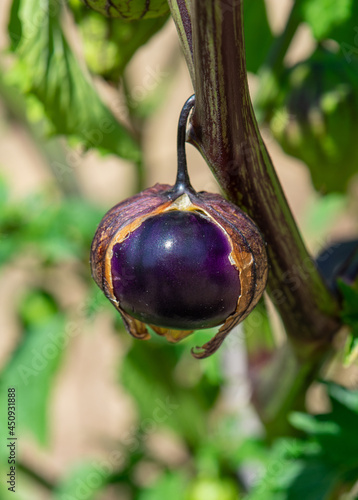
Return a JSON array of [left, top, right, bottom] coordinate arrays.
[[171, 94, 196, 196]]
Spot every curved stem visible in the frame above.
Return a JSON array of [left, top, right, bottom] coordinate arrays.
[[171, 94, 196, 195]]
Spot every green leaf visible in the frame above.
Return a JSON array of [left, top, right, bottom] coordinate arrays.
[[0, 467, 30, 500], [137, 472, 188, 500], [250, 385, 358, 499], [186, 476, 239, 500], [269, 48, 358, 193], [286, 461, 339, 500], [244, 0, 274, 74], [0, 315, 67, 447], [302, 194, 347, 243], [326, 381, 358, 417], [243, 298, 275, 357], [338, 280, 358, 364], [8, 0, 141, 162], [18, 289, 59, 329], [54, 463, 107, 500], [300, 0, 353, 40], [0, 186, 104, 268], [290, 383, 358, 470], [69, 3, 169, 80], [300, 0, 358, 65], [339, 280, 358, 328], [245, 439, 313, 500], [120, 338, 220, 448], [289, 412, 340, 436]]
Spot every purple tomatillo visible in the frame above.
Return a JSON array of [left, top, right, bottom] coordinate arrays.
[[90, 95, 268, 358]]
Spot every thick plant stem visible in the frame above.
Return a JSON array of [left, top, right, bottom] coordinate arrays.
[[169, 0, 342, 435]]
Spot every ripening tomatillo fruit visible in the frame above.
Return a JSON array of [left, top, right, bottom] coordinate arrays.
[[90, 95, 268, 358]]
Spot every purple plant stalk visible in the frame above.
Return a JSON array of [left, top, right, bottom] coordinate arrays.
[[168, 0, 342, 436]]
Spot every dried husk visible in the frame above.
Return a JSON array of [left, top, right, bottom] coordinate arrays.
[[90, 184, 268, 358]]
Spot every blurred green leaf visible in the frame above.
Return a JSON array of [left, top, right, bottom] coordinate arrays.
[[18, 289, 59, 329], [69, 2, 169, 80], [186, 476, 239, 500], [270, 48, 358, 193], [338, 280, 358, 364], [302, 194, 347, 242], [300, 0, 354, 40], [120, 338, 220, 448], [246, 439, 312, 500], [244, 0, 274, 74], [328, 380, 358, 413], [77, 0, 169, 20], [54, 462, 107, 500], [300, 0, 358, 66], [0, 184, 103, 267], [0, 175, 9, 206], [0, 468, 29, 500], [339, 280, 358, 330], [300, 0, 358, 64], [0, 314, 66, 446], [289, 412, 340, 436], [285, 461, 339, 500], [248, 385, 358, 500], [243, 299, 275, 358], [290, 382, 358, 472], [137, 471, 188, 500], [8, 0, 141, 162]]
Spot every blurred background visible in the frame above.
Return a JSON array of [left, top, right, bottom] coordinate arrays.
[[0, 0, 358, 499]]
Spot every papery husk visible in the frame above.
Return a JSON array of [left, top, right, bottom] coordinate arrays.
[[90, 184, 268, 357]]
